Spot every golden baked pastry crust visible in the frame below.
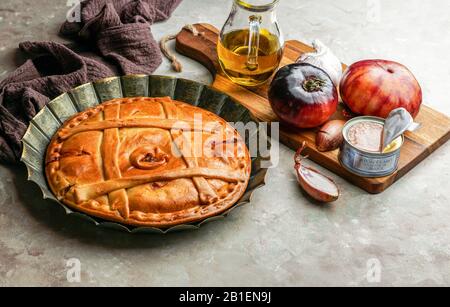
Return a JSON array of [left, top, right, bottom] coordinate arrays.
[[45, 97, 251, 227]]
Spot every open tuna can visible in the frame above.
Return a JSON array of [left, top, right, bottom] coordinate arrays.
[[339, 116, 404, 178]]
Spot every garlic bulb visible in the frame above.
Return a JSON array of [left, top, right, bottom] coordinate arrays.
[[297, 40, 343, 86]]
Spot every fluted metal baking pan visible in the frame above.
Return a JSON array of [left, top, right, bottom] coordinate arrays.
[[20, 75, 270, 234]]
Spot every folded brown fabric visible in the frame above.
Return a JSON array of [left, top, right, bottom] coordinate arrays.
[[0, 0, 182, 164], [61, 0, 183, 74], [0, 42, 115, 163]]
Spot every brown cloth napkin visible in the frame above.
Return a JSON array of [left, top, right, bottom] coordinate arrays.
[[0, 0, 182, 164]]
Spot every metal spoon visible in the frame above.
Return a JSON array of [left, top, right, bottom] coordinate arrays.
[[381, 108, 421, 152]]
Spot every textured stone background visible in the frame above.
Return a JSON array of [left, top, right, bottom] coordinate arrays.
[[0, 0, 449, 286]]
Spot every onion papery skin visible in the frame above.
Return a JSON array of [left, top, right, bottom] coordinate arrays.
[[269, 63, 339, 129], [340, 59, 422, 119]]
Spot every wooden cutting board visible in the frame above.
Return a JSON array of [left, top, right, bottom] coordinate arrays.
[[175, 23, 450, 194]]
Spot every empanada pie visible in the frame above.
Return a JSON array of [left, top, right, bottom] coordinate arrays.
[[45, 97, 251, 227]]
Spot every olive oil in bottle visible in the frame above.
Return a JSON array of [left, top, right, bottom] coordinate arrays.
[[218, 29, 283, 87]]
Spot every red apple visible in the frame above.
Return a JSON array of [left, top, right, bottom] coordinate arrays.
[[340, 60, 422, 118]]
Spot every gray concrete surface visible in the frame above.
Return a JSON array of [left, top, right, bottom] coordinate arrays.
[[1, 0, 450, 286]]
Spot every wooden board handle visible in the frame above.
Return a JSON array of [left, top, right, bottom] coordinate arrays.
[[175, 24, 221, 77]]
